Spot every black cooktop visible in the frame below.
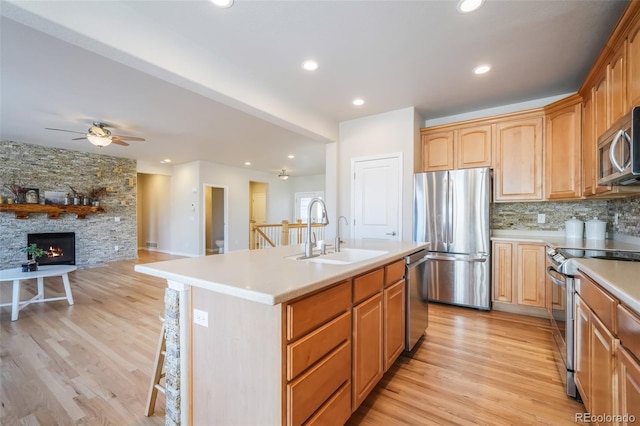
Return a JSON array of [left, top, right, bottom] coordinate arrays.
[[557, 248, 640, 262]]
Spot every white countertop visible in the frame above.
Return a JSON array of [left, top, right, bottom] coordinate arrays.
[[491, 230, 640, 252], [574, 259, 640, 314], [135, 240, 427, 305]]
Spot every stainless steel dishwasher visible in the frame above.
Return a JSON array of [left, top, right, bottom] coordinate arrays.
[[405, 249, 429, 351]]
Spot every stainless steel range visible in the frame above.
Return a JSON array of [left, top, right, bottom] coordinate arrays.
[[546, 246, 640, 399]]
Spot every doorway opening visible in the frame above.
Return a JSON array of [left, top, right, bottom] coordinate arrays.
[[204, 185, 228, 255]]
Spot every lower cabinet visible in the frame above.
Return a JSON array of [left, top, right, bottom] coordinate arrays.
[[574, 272, 640, 425], [284, 259, 408, 425], [352, 292, 384, 408], [618, 346, 640, 425], [491, 241, 546, 314], [384, 279, 406, 372]]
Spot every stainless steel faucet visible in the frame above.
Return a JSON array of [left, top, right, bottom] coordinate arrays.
[[304, 198, 329, 258], [335, 216, 348, 252]]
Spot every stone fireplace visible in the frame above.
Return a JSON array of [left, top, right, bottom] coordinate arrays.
[[27, 232, 76, 266]]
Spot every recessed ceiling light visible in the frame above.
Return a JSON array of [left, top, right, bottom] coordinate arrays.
[[210, 0, 234, 8], [457, 0, 484, 13], [160, 159, 172, 164], [302, 60, 319, 71], [288, 155, 295, 159], [244, 161, 251, 166], [473, 64, 491, 75], [353, 98, 365, 106]]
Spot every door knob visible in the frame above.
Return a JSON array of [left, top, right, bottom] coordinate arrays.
[[386, 231, 397, 236]]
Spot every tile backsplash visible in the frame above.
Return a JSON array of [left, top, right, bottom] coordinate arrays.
[[492, 196, 640, 238]]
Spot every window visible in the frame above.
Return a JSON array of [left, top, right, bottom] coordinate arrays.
[[295, 191, 324, 223]]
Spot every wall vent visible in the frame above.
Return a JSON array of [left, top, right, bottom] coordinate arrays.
[[146, 242, 158, 248]]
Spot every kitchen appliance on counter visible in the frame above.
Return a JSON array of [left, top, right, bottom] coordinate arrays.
[[405, 249, 429, 351], [597, 106, 640, 186], [413, 168, 490, 310], [546, 247, 640, 399]]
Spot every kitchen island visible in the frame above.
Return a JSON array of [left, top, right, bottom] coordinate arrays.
[[135, 239, 427, 426]]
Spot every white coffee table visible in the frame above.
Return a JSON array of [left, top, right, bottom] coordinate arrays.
[[0, 264, 77, 321]]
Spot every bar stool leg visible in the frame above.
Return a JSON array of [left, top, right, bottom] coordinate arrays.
[[145, 319, 167, 416]]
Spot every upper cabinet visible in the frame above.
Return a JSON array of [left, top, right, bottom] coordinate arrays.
[[545, 95, 582, 200], [421, 131, 454, 171], [629, 16, 640, 107], [456, 124, 493, 169], [494, 113, 544, 202], [420, 123, 492, 171]]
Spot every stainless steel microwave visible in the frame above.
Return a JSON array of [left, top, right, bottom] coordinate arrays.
[[598, 106, 640, 186]]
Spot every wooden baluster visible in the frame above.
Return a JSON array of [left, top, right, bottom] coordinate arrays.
[[281, 220, 289, 246]]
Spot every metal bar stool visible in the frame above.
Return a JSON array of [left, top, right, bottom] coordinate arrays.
[[145, 316, 166, 416]]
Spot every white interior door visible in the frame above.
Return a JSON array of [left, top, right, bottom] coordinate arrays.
[[352, 155, 402, 240]]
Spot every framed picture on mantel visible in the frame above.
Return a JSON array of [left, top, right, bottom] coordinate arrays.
[[25, 188, 39, 204], [44, 191, 66, 205]]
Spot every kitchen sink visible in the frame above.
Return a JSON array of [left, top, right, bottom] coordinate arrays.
[[287, 248, 389, 265]]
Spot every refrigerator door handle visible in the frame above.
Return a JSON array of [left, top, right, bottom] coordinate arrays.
[[426, 254, 488, 262]]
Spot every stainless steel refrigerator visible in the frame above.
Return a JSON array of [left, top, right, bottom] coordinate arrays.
[[413, 167, 491, 310]]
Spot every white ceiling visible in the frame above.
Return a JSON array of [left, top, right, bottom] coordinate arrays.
[[0, 0, 629, 177]]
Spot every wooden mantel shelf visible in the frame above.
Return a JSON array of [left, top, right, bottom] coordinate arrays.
[[0, 204, 105, 219]]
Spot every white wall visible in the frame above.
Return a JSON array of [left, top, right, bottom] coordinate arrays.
[[171, 161, 201, 256], [137, 173, 173, 252], [337, 107, 420, 241]]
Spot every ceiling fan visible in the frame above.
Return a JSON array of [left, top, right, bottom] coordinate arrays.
[[45, 122, 145, 147]]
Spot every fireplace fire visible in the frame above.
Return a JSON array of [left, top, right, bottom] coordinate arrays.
[[27, 232, 76, 266]]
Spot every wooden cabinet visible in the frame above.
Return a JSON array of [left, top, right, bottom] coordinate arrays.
[[609, 41, 627, 125], [492, 242, 513, 303], [421, 131, 454, 171], [617, 305, 640, 425], [628, 16, 640, 108], [352, 292, 383, 409], [494, 114, 544, 201], [582, 92, 597, 196], [285, 280, 352, 426], [420, 123, 492, 172], [544, 95, 582, 200], [383, 279, 405, 372], [590, 312, 618, 423], [575, 294, 592, 410], [491, 241, 546, 314], [456, 124, 493, 169], [516, 243, 546, 308], [575, 273, 620, 420]]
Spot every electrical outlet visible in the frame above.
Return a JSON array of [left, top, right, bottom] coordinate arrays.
[[114, 245, 119, 252], [114, 216, 121, 222], [537, 213, 546, 224], [193, 309, 208, 327], [614, 213, 619, 225]]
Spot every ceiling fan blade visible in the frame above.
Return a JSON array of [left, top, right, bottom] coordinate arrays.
[[111, 139, 130, 146], [45, 127, 86, 135], [71, 137, 88, 141], [112, 135, 145, 141]]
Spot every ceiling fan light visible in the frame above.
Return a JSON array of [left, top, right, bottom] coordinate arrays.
[[87, 134, 112, 147], [278, 169, 290, 180]]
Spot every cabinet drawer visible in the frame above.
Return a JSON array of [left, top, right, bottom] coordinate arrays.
[[287, 311, 351, 381], [287, 281, 351, 341], [304, 380, 351, 426], [578, 275, 617, 332], [286, 341, 351, 426], [618, 305, 640, 360], [353, 268, 384, 304], [385, 260, 405, 287]]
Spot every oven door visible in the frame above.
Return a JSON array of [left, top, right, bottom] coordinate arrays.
[[546, 265, 577, 398]]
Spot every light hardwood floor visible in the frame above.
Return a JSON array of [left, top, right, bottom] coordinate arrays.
[[1, 251, 585, 425]]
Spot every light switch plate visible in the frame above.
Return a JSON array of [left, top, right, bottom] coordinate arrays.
[[537, 213, 546, 224]]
